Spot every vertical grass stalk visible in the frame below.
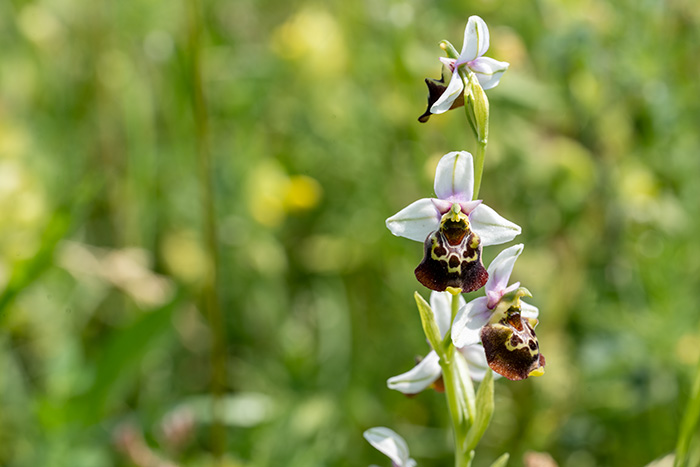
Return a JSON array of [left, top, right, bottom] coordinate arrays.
[[186, 0, 228, 458], [674, 352, 700, 467]]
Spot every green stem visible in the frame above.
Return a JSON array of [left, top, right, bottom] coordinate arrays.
[[186, 0, 228, 459], [440, 346, 469, 467], [439, 292, 476, 467], [674, 352, 700, 467], [473, 139, 487, 199]]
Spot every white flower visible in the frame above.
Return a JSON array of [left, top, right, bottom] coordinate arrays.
[[431, 16, 509, 115], [451, 244, 545, 381], [451, 244, 537, 346], [386, 151, 519, 247], [363, 427, 417, 467], [386, 151, 520, 292], [387, 291, 495, 395]]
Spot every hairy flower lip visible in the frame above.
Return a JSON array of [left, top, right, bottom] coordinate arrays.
[[480, 307, 544, 381], [414, 226, 488, 292], [450, 245, 545, 381], [451, 245, 537, 349]]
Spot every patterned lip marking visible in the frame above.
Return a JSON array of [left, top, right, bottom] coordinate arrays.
[[480, 306, 545, 381], [414, 209, 487, 292]]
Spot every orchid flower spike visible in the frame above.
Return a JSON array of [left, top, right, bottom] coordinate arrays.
[[386, 151, 520, 292], [451, 244, 545, 381], [387, 291, 495, 395], [430, 16, 509, 116], [364, 427, 417, 467]]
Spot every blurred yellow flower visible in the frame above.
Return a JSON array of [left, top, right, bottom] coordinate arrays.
[[270, 8, 347, 76], [247, 160, 322, 228], [284, 175, 322, 212], [161, 230, 211, 285]]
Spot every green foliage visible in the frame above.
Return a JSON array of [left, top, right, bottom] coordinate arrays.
[[415, 292, 443, 359], [0, 0, 699, 466], [466, 368, 494, 454], [490, 453, 510, 467]]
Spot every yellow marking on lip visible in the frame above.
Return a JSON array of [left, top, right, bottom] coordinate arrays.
[[469, 233, 480, 249], [446, 261, 461, 273], [463, 251, 478, 263]]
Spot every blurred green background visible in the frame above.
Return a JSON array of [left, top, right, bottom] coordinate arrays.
[[1, 0, 699, 466]]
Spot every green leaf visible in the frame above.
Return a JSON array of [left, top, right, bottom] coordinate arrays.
[[464, 368, 495, 452], [69, 293, 182, 425], [451, 349, 476, 425], [414, 292, 444, 360], [0, 209, 71, 317], [489, 452, 510, 467]]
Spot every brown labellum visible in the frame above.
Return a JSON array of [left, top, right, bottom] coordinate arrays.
[[414, 217, 488, 292], [480, 307, 545, 381], [418, 72, 466, 123]]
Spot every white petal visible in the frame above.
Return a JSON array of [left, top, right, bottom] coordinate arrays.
[[469, 204, 521, 246], [386, 198, 440, 242], [521, 300, 539, 320], [387, 350, 442, 395], [469, 56, 509, 90], [363, 426, 413, 466], [485, 244, 524, 296], [430, 291, 466, 338], [451, 296, 490, 348], [458, 344, 498, 382], [434, 151, 475, 202], [460, 15, 490, 62], [430, 69, 464, 114]]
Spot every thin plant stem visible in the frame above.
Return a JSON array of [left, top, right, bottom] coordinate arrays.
[[440, 344, 469, 467], [472, 139, 487, 199], [439, 291, 476, 467], [186, 0, 228, 458], [674, 352, 700, 467]]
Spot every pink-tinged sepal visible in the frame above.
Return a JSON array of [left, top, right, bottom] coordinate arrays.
[[414, 205, 488, 292], [480, 293, 545, 381]]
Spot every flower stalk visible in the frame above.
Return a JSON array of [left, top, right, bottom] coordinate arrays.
[[440, 342, 470, 467], [368, 15, 543, 467]]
